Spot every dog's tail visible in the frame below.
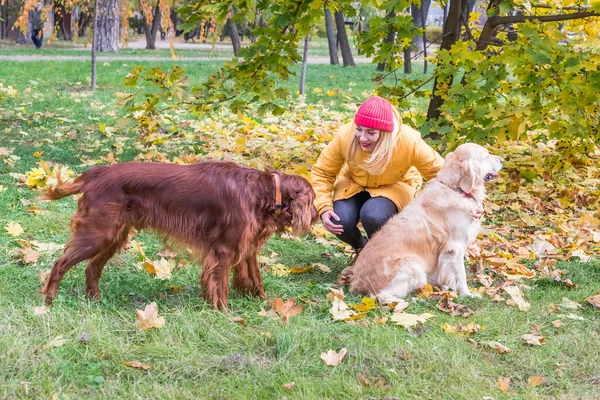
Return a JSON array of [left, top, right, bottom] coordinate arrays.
[[39, 178, 84, 201], [39, 166, 107, 201]]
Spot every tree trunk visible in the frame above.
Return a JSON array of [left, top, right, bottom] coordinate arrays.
[[91, 0, 99, 90], [324, 6, 339, 65], [411, 0, 431, 52], [334, 10, 355, 67], [95, 0, 119, 52], [143, 5, 161, 50], [426, 0, 465, 124], [299, 34, 310, 95], [229, 9, 241, 56], [403, 47, 412, 74], [421, 5, 428, 74], [1, 0, 9, 39], [377, 10, 395, 72]]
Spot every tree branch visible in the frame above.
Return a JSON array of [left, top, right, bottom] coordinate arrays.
[[488, 11, 599, 27]]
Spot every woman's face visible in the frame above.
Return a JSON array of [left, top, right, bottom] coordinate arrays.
[[355, 125, 381, 152]]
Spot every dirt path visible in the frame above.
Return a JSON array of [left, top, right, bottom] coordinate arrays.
[[0, 54, 373, 64]]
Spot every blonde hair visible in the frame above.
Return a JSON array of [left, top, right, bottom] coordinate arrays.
[[347, 115, 400, 175]]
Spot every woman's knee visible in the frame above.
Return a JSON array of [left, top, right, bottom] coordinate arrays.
[[360, 199, 397, 235]]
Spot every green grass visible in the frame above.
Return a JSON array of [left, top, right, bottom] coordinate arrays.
[[1, 55, 600, 399], [0, 36, 362, 58]]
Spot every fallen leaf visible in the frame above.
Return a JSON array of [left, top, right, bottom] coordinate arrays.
[[359, 374, 388, 388], [269, 263, 290, 277], [271, 298, 302, 325], [559, 297, 582, 310], [123, 361, 151, 370], [157, 248, 177, 258], [348, 297, 376, 313], [232, 316, 246, 325], [32, 306, 50, 317], [5, 222, 24, 237], [373, 316, 388, 325], [19, 246, 40, 264], [442, 321, 484, 334], [30, 240, 64, 253], [258, 307, 278, 319], [136, 302, 166, 330], [289, 265, 314, 274], [528, 376, 544, 387], [329, 297, 355, 321], [27, 205, 48, 216], [497, 376, 510, 393], [487, 341, 510, 354], [320, 348, 347, 366], [571, 249, 591, 262], [407, 322, 432, 337], [552, 320, 565, 328], [282, 382, 296, 390], [390, 312, 435, 328], [522, 334, 545, 346], [141, 258, 173, 280], [565, 313, 585, 320], [586, 294, 600, 310], [530, 323, 542, 336], [326, 287, 345, 301], [313, 263, 331, 273], [504, 286, 531, 312], [418, 284, 434, 298]]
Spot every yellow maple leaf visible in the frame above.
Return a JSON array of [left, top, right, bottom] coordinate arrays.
[[5, 222, 24, 237], [136, 302, 166, 330]]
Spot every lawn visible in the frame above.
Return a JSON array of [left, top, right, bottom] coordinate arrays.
[[1, 55, 599, 399]]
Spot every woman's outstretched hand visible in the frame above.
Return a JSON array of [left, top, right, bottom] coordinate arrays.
[[321, 210, 344, 235]]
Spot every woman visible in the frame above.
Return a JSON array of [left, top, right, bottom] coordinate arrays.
[[311, 96, 444, 259]]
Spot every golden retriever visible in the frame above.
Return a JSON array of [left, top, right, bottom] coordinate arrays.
[[345, 143, 503, 302]]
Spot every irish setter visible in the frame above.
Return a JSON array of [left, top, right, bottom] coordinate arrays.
[[40, 161, 317, 309]]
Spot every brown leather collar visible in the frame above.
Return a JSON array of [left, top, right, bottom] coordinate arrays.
[[273, 174, 283, 214]]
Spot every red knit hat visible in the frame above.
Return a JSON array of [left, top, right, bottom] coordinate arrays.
[[354, 96, 395, 132]]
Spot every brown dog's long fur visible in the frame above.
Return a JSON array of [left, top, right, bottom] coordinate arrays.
[[40, 161, 317, 309]]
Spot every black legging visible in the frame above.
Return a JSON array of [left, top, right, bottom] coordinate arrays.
[[332, 191, 398, 250]]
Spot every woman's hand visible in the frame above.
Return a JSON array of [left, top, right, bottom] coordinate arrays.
[[321, 210, 344, 235]]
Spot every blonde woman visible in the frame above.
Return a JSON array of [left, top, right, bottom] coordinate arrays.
[[311, 96, 444, 259]]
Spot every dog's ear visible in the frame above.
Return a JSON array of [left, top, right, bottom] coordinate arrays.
[[458, 158, 477, 194]]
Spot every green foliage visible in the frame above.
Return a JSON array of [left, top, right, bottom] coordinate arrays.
[[421, 22, 600, 169]]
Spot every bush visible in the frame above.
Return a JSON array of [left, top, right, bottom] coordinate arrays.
[[426, 26, 443, 44]]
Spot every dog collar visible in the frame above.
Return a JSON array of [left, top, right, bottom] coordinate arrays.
[[273, 174, 282, 214], [441, 180, 474, 199], [456, 187, 474, 199]]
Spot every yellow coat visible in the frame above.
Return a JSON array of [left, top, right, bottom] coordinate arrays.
[[311, 122, 444, 215]]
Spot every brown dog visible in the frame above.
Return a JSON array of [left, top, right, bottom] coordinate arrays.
[[40, 161, 317, 309]]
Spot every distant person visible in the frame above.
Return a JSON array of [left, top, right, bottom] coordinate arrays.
[[30, 2, 45, 49]]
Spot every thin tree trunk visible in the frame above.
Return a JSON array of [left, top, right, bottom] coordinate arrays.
[[377, 10, 395, 72], [334, 10, 355, 67], [95, 0, 119, 52], [91, 0, 99, 90], [0, 0, 8, 39], [426, 0, 465, 124], [299, 34, 310, 95], [411, 0, 431, 52], [422, 5, 428, 74], [143, 5, 161, 50], [229, 9, 241, 56], [324, 6, 339, 65], [403, 47, 412, 74]]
